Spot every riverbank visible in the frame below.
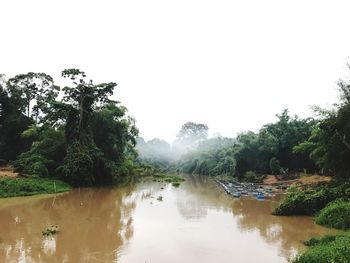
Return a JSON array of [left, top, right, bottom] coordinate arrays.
[[292, 233, 350, 263], [0, 177, 71, 198], [272, 179, 350, 262], [215, 175, 350, 262]]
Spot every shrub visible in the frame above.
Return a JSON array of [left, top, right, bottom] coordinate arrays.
[[269, 157, 281, 175], [316, 200, 350, 230], [12, 153, 51, 177], [273, 185, 336, 216], [243, 171, 257, 182], [292, 234, 350, 263], [273, 182, 350, 216], [0, 177, 71, 198], [303, 235, 338, 246]]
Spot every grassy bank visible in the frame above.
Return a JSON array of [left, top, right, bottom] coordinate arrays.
[[273, 181, 350, 262], [273, 182, 350, 216], [292, 234, 350, 263], [0, 177, 71, 198], [315, 200, 350, 230]]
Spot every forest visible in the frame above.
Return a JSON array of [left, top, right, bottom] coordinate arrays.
[[2, 67, 350, 188], [137, 104, 346, 183], [0, 70, 138, 187]]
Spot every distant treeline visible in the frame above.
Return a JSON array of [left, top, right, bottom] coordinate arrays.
[[138, 66, 350, 181], [0, 70, 138, 186], [137, 112, 316, 179], [177, 110, 317, 179]]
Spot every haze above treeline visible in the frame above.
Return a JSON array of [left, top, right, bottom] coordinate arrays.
[[2, 1, 350, 143]]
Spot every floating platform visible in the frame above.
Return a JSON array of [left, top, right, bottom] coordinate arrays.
[[215, 179, 275, 200]]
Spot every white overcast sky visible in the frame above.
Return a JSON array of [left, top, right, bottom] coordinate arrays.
[[1, 0, 350, 142]]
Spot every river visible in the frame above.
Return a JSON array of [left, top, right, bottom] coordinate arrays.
[[0, 175, 336, 263]]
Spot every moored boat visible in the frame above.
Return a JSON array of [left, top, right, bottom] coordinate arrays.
[[233, 192, 241, 198], [257, 193, 265, 200]]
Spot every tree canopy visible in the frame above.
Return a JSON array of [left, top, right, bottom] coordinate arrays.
[[1, 69, 139, 186]]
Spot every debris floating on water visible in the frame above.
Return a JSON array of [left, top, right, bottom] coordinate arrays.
[[42, 225, 60, 236]]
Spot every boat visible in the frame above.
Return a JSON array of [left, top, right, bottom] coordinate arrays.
[[233, 192, 241, 198], [257, 193, 265, 200]]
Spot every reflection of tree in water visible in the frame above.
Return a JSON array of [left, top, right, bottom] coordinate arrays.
[[0, 185, 137, 263], [175, 175, 334, 260], [230, 198, 334, 259], [176, 174, 236, 220]]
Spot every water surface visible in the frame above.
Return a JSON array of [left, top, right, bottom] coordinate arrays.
[[0, 175, 335, 263]]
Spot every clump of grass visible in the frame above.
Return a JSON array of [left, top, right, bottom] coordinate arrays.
[[315, 200, 350, 230], [0, 177, 71, 198], [42, 225, 59, 236], [303, 235, 338, 246], [172, 182, 180, 187], [153, 173, 185, 186], [156, 195, 163, 201], [292, 234, 350, 263]]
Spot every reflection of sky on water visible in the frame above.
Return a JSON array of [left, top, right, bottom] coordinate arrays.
[[0, 186, 137, 263], [42, 237, 56, 255], [0, 177, 337, 263]]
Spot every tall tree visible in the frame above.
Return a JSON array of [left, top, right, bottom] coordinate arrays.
[[0, 74, 33, 161], [54, 69, 117, 185], [6, 72, 59, 122], [176, 122, 209, 142], [173, 122, 209, 157]]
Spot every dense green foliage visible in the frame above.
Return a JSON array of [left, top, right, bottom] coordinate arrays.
[[274, 183, 350, 216], [0, 177, 71, 198], [0, 69, 139, 186], [177, 137, 236, 176], [293, 75, 350, 180], [292, 234, 350, 263], [242, 171, 259, 182], [170, 110, 316, 178], [269, 157, 281, 175], [303, 235, 339, 247], [0, 77, 33, 161], [316, 200, 350, 230], [235, 111, 316, 176], [12, 127, 66, 177], [274, 186, 336, 216]]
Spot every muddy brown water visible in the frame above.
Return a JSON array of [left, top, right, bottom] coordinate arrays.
[[0, 175, 337, 263]]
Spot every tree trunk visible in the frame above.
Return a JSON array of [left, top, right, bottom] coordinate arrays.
[[335, 129, 350, 152]]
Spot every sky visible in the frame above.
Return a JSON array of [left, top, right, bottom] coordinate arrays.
[[1, 0, 350, 142]]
